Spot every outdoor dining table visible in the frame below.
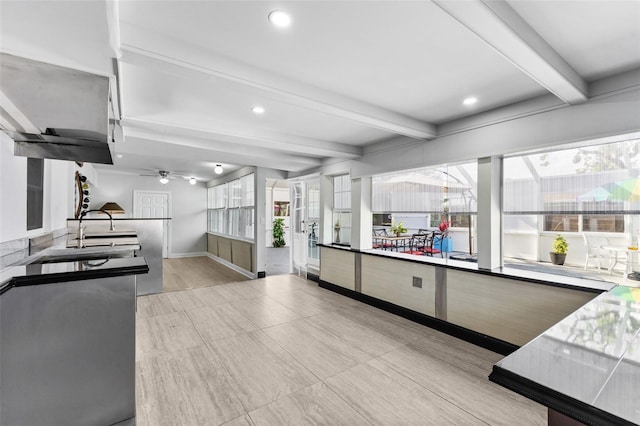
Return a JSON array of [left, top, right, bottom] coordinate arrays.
[[601, 244, 639, 282]]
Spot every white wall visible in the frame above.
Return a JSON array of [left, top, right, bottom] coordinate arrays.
[[0, 132, 75, 243], [90, 171, 207, 256]]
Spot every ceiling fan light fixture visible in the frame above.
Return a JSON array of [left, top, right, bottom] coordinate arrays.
[[159, 177, 169, 184], [252, 105, 265, 115], [214, 164, 223, 175], [189, 177, 196, 185], [268, 10, 291, 28]]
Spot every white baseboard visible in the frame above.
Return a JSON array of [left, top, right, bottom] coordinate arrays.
[[169, 252, 208, 259], [205, 252, 256, 279]]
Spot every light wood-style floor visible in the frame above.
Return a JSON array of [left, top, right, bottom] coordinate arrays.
[[136, 274, 546, 425], [163, 257, 250, 292]]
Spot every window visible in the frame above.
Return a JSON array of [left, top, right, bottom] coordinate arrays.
[[332, 174, 352, 244], [207, 183, 227, 234], [27, 158, 44, 230], [503, 138, 639, 267], [371, 161, 478, 257], [503, 139, 639, 234], [207, 173, 255, 240]]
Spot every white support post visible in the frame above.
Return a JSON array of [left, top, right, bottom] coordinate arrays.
[[351, 177, 372, 250], [319, 175, 334, 245], [477, 156, 503, 270]]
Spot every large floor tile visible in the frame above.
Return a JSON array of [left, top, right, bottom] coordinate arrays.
[[266, 289, 340, 317], [230, 296, 301, 328], [169, 289, 209, 311], [190, 285, 241, 307], [136, 311, 203, 361], [136, 292, 183, 318], [409, 328, 504, 379], [306, 311, 403, 357], [334, 303, 427, 344], [221, 415, 254, 426], [187, 304, 258, 342], [378, 343, 546, 425], [263, 318, 371, 379], [249, 382, 369, 426], [325, 359, 483, 425], [137, 345, 245, 426], [209, 331, 319, 411]]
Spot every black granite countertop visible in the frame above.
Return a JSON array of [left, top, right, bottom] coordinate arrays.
[[0, 238, 149, 295], [489, 285, 640, 426]]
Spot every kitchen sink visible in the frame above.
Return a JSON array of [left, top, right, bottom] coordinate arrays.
[[18, 246, 137, 265]]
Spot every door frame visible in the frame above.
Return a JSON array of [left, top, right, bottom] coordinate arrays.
[[290, 180, 307, 278], [133, 190, 171, 258]]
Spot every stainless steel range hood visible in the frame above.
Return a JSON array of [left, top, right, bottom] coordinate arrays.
[[0, 53, 115, 164]]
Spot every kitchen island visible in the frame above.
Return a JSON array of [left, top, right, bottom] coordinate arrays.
[[489, 285, 640, 426], [0, 242, 148, 426]]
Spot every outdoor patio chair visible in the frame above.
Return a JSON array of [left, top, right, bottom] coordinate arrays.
[[423, 231, 443, 257], [582, 233, 609, 271], [373, 228, 393, 250], [402, 233, 428, 255]]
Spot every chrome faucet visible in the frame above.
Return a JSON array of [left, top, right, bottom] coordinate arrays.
[[77, 209, 114, 248]]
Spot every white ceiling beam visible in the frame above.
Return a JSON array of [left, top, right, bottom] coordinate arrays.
[[0, 89, 40, 133], [121, 117, 362, 159], [120, 134, 320, 172], [118, 23, 437, 139], [121, 120, 322, 167], [433, 0, 588, 104]]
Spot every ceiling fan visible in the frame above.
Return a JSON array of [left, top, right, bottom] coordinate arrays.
[[140, 170, 196, 185]]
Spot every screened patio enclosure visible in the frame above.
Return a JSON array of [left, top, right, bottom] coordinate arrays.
[[503, 138, 640, 279]]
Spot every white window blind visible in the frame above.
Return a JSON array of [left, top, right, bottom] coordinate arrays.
[[504, 139, 640, 215], [207, 173, 255, 239], [372, 163, 477, 214]]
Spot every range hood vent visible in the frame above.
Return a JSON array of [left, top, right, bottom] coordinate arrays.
[[0, 53, 114, 164], [10, 128, 114, 164]]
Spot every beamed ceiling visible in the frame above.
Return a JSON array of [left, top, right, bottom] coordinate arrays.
[[1, 0, 639, 182]]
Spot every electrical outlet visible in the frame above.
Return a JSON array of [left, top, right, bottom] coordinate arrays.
[[412, 276, 422, 288]]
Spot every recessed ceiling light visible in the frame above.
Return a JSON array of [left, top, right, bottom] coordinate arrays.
[[252, 105, 265, 115], [116, 154, 123, 159], [268, 10, 291, 28], [189, 177, 196, 185], [214, 164, 223, 175], [463, 97, 478, 106]]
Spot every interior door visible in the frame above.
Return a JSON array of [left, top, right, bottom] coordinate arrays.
[[133, 190, 170, 258], [291, 181, 307, 277]]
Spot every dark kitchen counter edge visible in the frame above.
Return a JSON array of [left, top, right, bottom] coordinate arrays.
[[317, 243, 612, 293], [0, 257, 149, 295], [488, 366, 634, 426], [68, 218, 172, 220]]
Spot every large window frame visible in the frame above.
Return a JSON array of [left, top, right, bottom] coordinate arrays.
[[207, 173, 255, 240], [332, 174, 352, 245], [503, 139, 639, 237]]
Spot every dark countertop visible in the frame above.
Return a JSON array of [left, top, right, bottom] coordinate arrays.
[[0, 237, 149, 295], [67, 218, 172, 220], [489, 285, 640, 426]]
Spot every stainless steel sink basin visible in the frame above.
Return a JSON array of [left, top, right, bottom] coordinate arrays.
[[18, 246, 137, 266], [30, 251, 132, 264]]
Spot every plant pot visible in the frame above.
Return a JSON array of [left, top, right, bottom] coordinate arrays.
[[550, 252, 566, 265]]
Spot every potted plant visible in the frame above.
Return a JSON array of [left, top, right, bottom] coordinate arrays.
[[390, 222, 407, 237], [272, 218, 286, 247], [550, 234, 568, 265]]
